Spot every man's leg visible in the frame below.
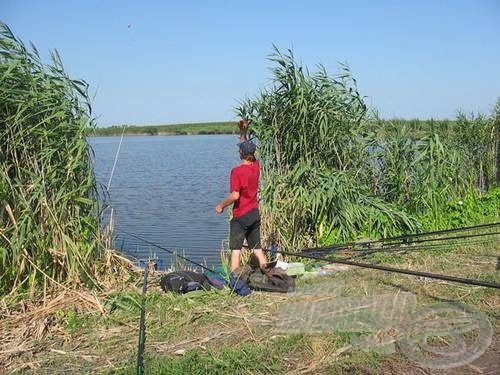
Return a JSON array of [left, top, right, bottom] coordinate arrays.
[[246, 209, 266, 268], [230, 250, 241, 272], [229, 218, 245, 272], [252, 249, 267, 269]]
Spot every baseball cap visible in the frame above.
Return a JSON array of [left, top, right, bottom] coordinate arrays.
[[238, 140, 257, 155]]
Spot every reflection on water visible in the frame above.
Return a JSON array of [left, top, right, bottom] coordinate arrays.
[[88, 134, 240, 268]]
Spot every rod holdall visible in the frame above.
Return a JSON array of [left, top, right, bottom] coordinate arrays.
[[245, 266, 295, 293]]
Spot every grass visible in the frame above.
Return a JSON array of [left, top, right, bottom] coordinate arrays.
[[1, 239, 497, 374]]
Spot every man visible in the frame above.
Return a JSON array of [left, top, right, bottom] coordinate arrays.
[[215, 119, 267, 272]]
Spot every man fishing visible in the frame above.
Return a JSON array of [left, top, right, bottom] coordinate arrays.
[[215, 119, 267, 272]]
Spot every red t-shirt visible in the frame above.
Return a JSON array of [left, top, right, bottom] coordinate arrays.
[[230, 160, 260, 218]]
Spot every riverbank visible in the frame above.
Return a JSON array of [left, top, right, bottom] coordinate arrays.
[[1, 240, 498, 374]]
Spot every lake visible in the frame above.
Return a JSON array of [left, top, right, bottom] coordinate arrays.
[[88, 134, 240, 269]]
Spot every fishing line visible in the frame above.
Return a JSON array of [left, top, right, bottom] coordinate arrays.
[[106, 126, 125, 191], [117, 230, 216, 274]]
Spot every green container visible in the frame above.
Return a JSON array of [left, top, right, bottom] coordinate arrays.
[[286, 262, 305, 276]]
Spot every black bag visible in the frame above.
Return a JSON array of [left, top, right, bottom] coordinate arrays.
[[160, 271, 211, 294], [246, 267, 295, 293]]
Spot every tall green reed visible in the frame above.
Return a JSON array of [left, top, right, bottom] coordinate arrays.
[[453, 111, 496, 190], [493, 98, 500, 185], [0, 22, 103, 296], [236, 48, 497, 251], [236, 48, 419, 251]]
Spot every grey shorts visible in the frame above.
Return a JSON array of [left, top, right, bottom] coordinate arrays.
[[229, 208, 261, 250]]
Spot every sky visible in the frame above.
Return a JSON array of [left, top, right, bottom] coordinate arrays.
[[2, 0, 499, 126]]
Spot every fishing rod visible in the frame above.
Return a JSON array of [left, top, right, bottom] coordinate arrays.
[[378, 230, 500, 247], [301, 222, 499, 252], [340, 245, 500, 264], [376, 221, 499, 244], [310, 236, 500, 259], [119, 230, 216, 274], [307, 234, 500, 260], [266, 248, 500, 289], [117, 229, 499, 289], [302, 223, 500, 255]]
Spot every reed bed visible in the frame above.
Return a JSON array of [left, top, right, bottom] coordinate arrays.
[[0, 22, 105, 297], [237, 47, 499, 251]]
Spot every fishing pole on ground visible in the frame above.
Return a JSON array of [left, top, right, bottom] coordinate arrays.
[[315, 236, 500, 259], [117, 228, 499, 289], [301, 222, 500, 256], [263, 247, 500, 289]]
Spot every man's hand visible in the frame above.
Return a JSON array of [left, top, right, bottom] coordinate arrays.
[[215, 192, 239, 215], [238, 119, 249, 131], [238, 119, 249, 142]]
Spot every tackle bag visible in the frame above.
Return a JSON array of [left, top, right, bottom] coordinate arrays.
[[160, 271, 211, 294], [239, 266, 295, 293]]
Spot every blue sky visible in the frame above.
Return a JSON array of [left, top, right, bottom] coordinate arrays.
[[2, 1, 499, 126]]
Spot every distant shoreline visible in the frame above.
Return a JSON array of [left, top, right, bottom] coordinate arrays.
[[88, 131, 236, 137], [88, 118, 458, 137], [89, 121, 236, 137]]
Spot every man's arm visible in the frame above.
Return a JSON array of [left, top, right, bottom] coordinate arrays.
[[239, 119, 248, 142], [215, 191, 240, 214]]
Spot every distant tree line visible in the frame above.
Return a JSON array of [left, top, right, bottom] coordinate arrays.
[[88, 122, 237, 136]]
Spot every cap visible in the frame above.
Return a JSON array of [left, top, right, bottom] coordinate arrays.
[[238, 140, 257, 155]]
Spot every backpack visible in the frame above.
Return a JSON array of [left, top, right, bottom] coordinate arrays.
[[245, 267, 295, 293], [160, 271, 211, 294]]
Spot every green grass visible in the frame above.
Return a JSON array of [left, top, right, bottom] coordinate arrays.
[[3, 238, 497, 374]]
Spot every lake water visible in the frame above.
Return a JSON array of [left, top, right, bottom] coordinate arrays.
[[88, 135, 240, 269]]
